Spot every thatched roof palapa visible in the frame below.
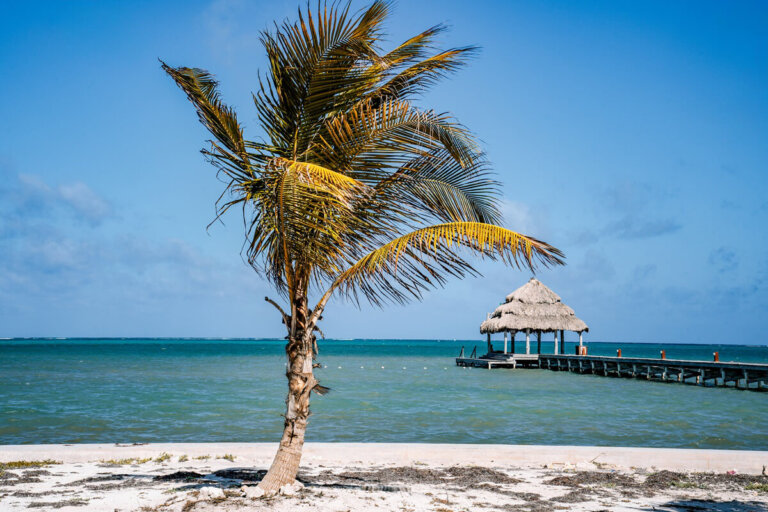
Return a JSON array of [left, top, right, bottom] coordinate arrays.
[[480, 278, 588, 334]]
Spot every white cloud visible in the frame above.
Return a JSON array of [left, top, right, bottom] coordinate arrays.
[[58, 183, 111, 225], [17, 173, 50, 192], [11, 173, 112, 226]]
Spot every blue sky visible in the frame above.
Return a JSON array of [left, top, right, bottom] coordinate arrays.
[[1, 0, 766, 343]]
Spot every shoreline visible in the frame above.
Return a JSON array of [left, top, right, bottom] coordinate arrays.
[[3, 442, 768, 473]]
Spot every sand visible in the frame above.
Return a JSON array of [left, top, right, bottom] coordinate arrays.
[[1, 443, 767, 511]]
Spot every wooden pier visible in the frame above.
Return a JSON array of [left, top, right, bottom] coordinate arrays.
[[455, 349, 768, 390], [541, 354, 768, 390]]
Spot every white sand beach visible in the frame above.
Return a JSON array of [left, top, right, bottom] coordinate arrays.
[[2, 443, 767, 511]]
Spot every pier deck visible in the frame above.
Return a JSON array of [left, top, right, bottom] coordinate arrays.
[[541, 354, 768, 390], [455, 351, 768, 390], [456, 353, 539, 369]]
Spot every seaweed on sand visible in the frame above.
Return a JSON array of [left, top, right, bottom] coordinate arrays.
[[474, 483, 541, 500], [306, 466, 519, 489], [544, 469, 768, 499], [153, 471, 205, 482], [549, 489, 595, 503], [60, 473, 138, 486], [544, 470, 639, 502], [209, 468, 266, 482], [27, 498, 89, 508], [544, 471, 638, 488], [644, 470, 768, 492], [0, 469, 51, 486]]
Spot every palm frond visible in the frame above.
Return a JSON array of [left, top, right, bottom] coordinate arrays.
[[333, 222, 564, 305], [317, 98, 481, 181], [372, 46, 479, 100], [161, 62, 250, 179], [255, 1, 391, 156], [381, 24, 447, 65], [375, 149, 502, 224], [271, 157, 370, 203]]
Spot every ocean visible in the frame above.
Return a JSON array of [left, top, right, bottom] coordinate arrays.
[[1, 339, 766, 449]]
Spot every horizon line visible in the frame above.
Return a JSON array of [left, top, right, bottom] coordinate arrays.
[[1, 337, 766, 347]]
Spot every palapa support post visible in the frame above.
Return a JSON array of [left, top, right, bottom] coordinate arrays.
[[537, 331, 542, 354], [503, 331, 508, 354], [486, 333, 491, 354], [579, 331, 583, 347], [525, 329, 531, 355], [560, 329, 565, 354], [554, 330, 559, 355]]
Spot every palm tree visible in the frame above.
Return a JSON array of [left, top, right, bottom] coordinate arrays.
[[162, 0, 564, 493]]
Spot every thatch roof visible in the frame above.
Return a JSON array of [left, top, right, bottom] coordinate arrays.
[[480, 278, 588, 334]]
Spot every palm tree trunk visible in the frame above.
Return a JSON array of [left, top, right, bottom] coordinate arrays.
[[258, 296, 316, 494]]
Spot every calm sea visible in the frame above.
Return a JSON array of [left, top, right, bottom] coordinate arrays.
[[1, 339, 766, 449]]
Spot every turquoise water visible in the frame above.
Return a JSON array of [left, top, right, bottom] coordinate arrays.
[[1, 339, 766, 449]]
